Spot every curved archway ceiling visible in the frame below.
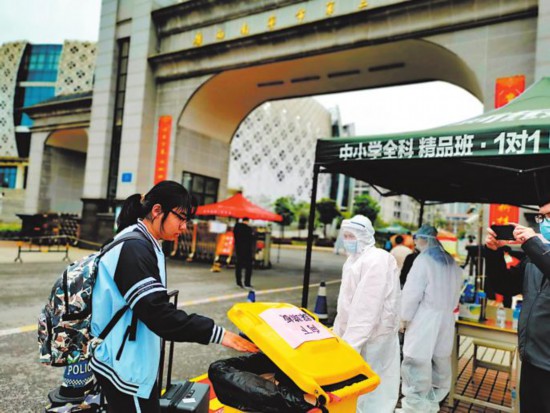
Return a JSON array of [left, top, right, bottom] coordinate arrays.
[[180, 39, 482, 144], [45, 129, 88, 153]]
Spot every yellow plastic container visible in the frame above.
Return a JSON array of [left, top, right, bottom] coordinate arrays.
[[225, 302, 380, 412]]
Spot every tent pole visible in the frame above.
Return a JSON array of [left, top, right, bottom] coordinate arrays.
[[418, 200, 425, 227], [302, 165, 320, 308], [477, 204, 483, 279]]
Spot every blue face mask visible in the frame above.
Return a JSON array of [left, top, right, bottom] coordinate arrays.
[[343, 240, 358, 254], [540, 221, 550, 242]]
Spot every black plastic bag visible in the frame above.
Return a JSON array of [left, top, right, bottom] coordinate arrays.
[[208, 353, 315, 413]]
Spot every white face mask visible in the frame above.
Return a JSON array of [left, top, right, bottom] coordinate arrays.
[[343, 240, 358, 254], [415, 239, 428, 252]]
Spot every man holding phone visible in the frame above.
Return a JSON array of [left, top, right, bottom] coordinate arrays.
[[485, 202, 550, 412]]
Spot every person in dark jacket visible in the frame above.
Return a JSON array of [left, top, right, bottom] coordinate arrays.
[[485, 206, 550, 413], [233, 217, 255, 288]]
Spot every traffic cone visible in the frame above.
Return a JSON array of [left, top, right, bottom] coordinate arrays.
[[247, 290, 256, 303], [314, 281, 328, 322]]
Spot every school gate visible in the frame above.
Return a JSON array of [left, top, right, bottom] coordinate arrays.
[[23, 0, 550, 244]]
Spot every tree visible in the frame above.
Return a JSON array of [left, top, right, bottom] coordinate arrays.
[[294, 201, 310, 238], [273, 197, 295, 238], [352, 194, 381, 223], [316, 198, 341, 238]]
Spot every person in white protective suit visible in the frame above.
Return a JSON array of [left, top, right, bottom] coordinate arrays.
[[332, 215, 401, 413], [398, 225, 463, 413]]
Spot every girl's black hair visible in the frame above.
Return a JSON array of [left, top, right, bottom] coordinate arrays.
[[116, 180, 197, 233]]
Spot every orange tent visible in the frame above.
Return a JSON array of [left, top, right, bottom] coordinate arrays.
[[196, 193, 283, 222]]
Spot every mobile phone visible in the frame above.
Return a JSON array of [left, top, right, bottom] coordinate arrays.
[[491, 224, 516, 241]]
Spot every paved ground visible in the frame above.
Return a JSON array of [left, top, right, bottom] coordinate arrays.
[[0, 243, 345, 412], [0, 240, 515, 412]]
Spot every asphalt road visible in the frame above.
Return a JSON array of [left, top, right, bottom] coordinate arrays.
[[0, 247, 345, 412]]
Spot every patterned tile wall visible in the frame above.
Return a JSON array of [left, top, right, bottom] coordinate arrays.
[[55, 41, 96, 95], [228, 98, 332, 208], [0, 42, 27, 157]]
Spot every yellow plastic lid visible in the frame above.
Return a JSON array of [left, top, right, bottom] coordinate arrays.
[[227, 302, 380, 404]]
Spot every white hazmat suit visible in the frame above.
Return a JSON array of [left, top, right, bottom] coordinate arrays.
[[333, 215, 401, 413], [399, 225, 463, 413]]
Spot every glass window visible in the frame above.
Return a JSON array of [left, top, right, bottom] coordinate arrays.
[[21, 44, 62, 82], [182, 171, 219, 206], [19, 86, 55, 126], [0, 167, 17, 188], [205, 179, 217, 194], [192, 175, 204, 193], [107, 38, 130, 199]]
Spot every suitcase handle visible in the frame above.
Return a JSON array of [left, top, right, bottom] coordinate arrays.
[[158, 289, 179, 396]]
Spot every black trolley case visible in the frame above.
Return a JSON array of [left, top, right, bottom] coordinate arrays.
[[159, 290, 210, 413]]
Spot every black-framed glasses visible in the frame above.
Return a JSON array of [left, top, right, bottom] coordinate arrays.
[[535, 213, 550, 224], [169, 209, 188, 223]]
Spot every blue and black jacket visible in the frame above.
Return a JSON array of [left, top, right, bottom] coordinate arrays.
[[90, 220, 225, 398]]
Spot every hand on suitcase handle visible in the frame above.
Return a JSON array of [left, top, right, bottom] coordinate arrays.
[[221, 330, 260, 353]]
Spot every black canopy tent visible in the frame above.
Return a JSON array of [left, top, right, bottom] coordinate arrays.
[[302, 77, 550, 307]]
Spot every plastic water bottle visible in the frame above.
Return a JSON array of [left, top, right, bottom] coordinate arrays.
[[496, 294, 506, 328]]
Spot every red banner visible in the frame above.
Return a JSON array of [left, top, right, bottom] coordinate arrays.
[[491, 77, 524, 223], [495, 75, 525, 108], [154, 115, 172, 184], [489, 204, 520, 225]]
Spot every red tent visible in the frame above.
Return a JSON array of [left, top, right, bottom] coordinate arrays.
[[196, 193, 283, 222]]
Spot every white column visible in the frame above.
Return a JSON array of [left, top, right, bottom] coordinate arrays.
[[116, 0, 157, 199], [83, 0, 119, 199], [24, 131, 49, 213]]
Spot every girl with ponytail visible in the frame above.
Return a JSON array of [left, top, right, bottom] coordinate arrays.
[[91, 180, 258, 412]]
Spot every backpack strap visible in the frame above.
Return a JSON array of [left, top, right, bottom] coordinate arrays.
[[98, 305, 128, 340], [95, 231, 148, 340], [98, 231, 147, 258]]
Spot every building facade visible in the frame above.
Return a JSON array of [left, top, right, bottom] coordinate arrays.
[[228, 98, 331, 208], [0, 41, 96, 222], [10, 0, 550, 243]]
